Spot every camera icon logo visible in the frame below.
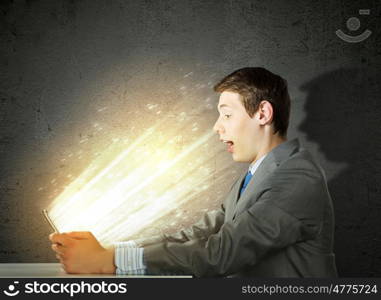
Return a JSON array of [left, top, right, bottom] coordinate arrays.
[[336, 9, 372, 43], [3, 281, 20, 297]]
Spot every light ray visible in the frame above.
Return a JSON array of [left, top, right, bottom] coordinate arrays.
[[48, 122, 229, 246]]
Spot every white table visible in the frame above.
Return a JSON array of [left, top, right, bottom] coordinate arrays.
[[0, 263, 191, 278]]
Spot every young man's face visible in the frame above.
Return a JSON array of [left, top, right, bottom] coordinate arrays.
[[213, 91, 262, 163]]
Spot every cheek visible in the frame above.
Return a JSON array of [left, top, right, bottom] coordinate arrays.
[[235, 120, 257, 141]]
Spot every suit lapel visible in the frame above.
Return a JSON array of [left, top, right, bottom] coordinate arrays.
[[232, 156, 277, 220], [231, 138, 301, 220], [225, 172, 246, 221]]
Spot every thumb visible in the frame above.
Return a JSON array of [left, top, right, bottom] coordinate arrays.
[[66, 231, 94, 240]]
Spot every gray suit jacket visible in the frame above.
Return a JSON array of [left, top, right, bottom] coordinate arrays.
[[136, 139, 338, 277]]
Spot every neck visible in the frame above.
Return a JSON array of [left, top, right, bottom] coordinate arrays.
[[252, 133, 286, 164]]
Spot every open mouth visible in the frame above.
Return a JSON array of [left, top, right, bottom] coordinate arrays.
[[222, 140, 234, 153]]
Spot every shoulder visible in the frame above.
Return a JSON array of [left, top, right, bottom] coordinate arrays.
[[258, 148, 330, 214], [262, 139, 327, 184], [274, 146, 326, 183]]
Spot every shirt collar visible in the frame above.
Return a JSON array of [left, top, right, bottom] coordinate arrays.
[[248, 154, 267, 175]]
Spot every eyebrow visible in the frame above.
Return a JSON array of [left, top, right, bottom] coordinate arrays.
[[218, 104, 231, 110]]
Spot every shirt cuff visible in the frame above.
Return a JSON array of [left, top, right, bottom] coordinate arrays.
[[114, 241, 147, 275]]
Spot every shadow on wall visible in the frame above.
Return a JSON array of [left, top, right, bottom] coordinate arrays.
[[298, 68, 381, 277]]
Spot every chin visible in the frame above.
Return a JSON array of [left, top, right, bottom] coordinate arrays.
[[232, 154, 244, 162], [232, 153, 254, 163]]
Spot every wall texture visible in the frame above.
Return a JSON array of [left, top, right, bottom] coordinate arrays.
[[0, 0, 380, 277]]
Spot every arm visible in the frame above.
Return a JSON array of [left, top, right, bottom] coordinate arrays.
[[142, 175, 323, 277], [49, 205, 225, 274], [133, 177, 240, 248], [114, 204, 225, 274], [134, 204, 226, 247]]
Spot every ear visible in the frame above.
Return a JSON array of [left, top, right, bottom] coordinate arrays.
[[257, 100, 273, 125]]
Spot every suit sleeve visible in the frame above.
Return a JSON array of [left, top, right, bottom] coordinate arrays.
[[134, 204, 225, 248], [134, 179, 239, 248], [142, 174, 323, 277]]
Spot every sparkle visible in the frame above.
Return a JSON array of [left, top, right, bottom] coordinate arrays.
[[48, 126, 220, 246]]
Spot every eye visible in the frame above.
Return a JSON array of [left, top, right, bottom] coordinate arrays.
[[224, 114, 232, 119]]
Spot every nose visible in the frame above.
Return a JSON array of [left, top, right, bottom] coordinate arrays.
[[213, 117, 224, 134]]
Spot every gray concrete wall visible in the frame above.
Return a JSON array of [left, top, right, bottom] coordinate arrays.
[[0, 0, 380, 276]]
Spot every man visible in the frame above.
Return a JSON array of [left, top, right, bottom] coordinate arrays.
[[50, 67, 338, 277]]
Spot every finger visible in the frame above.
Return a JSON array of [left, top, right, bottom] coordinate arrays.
[[60, 264, 67, 273], [66, 231, 93, 240], [56, 254, 65, 263], [49, 233, 55, 241], [49, 233, 62, 246], [50, 233, 70, 245], [51, 243, 66, 255]]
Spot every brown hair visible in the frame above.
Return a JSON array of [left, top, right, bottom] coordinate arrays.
[[214, 67, 291, 137]]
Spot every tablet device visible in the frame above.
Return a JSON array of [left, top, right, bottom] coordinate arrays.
[[42, 209, 59, 233]]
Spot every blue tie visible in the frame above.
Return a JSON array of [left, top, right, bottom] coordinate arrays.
[[239, 171, 253, 198]]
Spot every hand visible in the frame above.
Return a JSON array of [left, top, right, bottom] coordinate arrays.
[[49, 231, 116, 274]]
